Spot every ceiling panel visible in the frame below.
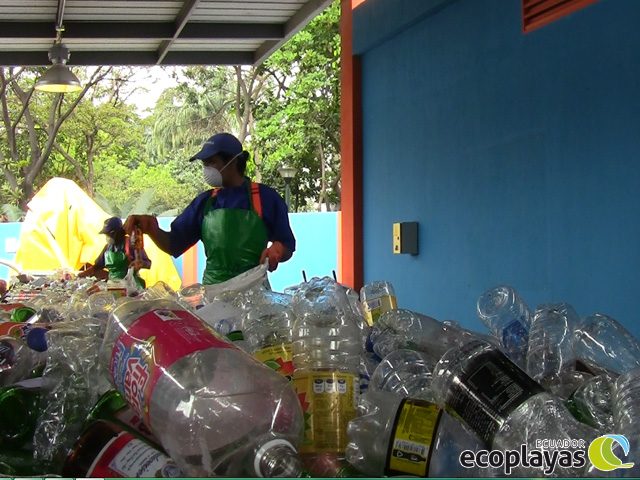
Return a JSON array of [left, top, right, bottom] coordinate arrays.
[[0, 0, 332, 66]]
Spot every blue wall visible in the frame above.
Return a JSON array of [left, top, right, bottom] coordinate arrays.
[[0, 213, 337, 293], [355, 0, 640, 337], [0, 223, 23, 280]]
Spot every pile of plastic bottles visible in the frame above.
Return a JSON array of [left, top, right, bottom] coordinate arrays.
[[1, 271, 639, 478]]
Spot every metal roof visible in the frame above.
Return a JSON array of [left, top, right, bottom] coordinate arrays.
[[0, 0, 332, 67]]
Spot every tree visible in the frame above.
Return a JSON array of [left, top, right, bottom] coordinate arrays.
[[252, 0, 341, 211], [0, 66, 112, 208], [44, 69, 144, 196], [145, 1, 341, 212]]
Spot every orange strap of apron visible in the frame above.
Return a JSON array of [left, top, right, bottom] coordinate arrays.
[[250, 182, 263, 219], [209, 182, 262, 218]]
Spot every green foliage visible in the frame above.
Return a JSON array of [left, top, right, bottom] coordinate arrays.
[[252, 0, 341, 211], [0, 3, 341, 218], [93, 156, 204, 216], [1, 204, 23, 222]]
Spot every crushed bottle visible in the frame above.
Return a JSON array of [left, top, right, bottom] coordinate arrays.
[[102, 298, 303, 477]]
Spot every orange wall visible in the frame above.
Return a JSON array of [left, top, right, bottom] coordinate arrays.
[[340, 0, 363, 291]]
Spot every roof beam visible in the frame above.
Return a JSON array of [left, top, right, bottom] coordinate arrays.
[[0, 22, 284, 41], [157, 0, 202, 65], [0, 50, 255, 67], [253, 0, 333, 65]]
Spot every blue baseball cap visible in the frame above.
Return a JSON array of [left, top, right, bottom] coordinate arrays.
[[99, 217, 123, 235], [189, 132, 243, 162]]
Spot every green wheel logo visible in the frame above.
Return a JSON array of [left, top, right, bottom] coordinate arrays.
[[588, 434, 635, 471]]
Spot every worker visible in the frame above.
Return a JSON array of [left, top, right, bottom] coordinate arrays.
[[78, 217, 151, 288], [124, 132, 295, 285]]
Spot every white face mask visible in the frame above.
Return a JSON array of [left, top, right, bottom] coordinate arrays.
[[203, 165, 223, 187], [202, 152, 242, 187]]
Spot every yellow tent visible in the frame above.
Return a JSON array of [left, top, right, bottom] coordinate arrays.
[[14, 178, 182, 290]]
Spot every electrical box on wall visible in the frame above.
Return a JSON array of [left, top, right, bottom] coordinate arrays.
[[393, 222, 418, 255]]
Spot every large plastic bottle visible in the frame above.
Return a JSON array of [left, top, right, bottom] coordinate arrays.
[[244, 303, 295, 379], [477, 285, 531, 367], [566, 373, 615, 431], [369, 349, 435, 401], [477, 285, 531, 366], [526, 303, 578, 388], [102, 298, 304, 477], [346, 390, 484, 477], [360, 281, 397, 326], [369, 309, 478, 361], [177, 283, 206, 310], [432, 340, 597, 477], [291, 281, 363, 477], [573, 313, 640, 375], [612, 367, 640, 477], [194, 300, 251, 352]]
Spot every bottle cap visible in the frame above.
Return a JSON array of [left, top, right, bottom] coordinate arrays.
[[26, 328, 48, 352]]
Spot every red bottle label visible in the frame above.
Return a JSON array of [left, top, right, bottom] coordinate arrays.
[[110, 308, 234, 426]]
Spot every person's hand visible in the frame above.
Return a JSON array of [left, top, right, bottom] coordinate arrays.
[[124, 215, 159, 236], [259, 241, 288, 272]]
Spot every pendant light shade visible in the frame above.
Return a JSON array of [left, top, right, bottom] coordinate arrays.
[[35, 42, 82, 93]]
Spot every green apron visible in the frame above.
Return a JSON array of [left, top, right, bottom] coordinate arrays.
[[104, 246, 146, 289], [201, 181, 268, 285]]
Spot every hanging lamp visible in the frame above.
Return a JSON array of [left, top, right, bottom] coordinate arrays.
[[35, 1, 82, 93]]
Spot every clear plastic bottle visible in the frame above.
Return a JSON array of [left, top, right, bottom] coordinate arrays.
[[177, 283, 206, 310], [566, 373, 615, 431], [526, 303, 578, 387], [358, 349, 381, 395], [612, 367, 640, 477], [548, 370, 593, 399], [85, 291, 117, 323], [369, 349, 435, 401], [360, 281, 397, 326], [141, 281, 176, 301], [244, 303, 295, 379], [102, 298, 304, 477], [0, 336, 44, 386], [432, 340, 597, 477], [574, 313, 640, 375], [193, 300, 250, 352], [291, 292, 362, 476], [346, 390, 484, 477], [369, 309, 478, 361], [477, 285, 531, 366]]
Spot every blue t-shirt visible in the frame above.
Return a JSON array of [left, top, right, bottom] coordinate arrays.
[[169, 179, 296, 258]]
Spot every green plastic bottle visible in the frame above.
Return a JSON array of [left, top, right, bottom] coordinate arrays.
[[0, 385, 40, 448], [10, 306, 37, 324], [0, 448, 47, 476]]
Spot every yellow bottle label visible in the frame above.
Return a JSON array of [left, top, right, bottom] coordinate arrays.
[[363, 294, 397, 325], [293, 371, 359, 454], [254, 343, 294, 379], [385, 398, 442, 477]]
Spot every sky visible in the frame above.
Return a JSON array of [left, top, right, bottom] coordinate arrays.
[[124, 66, 181, 118]]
